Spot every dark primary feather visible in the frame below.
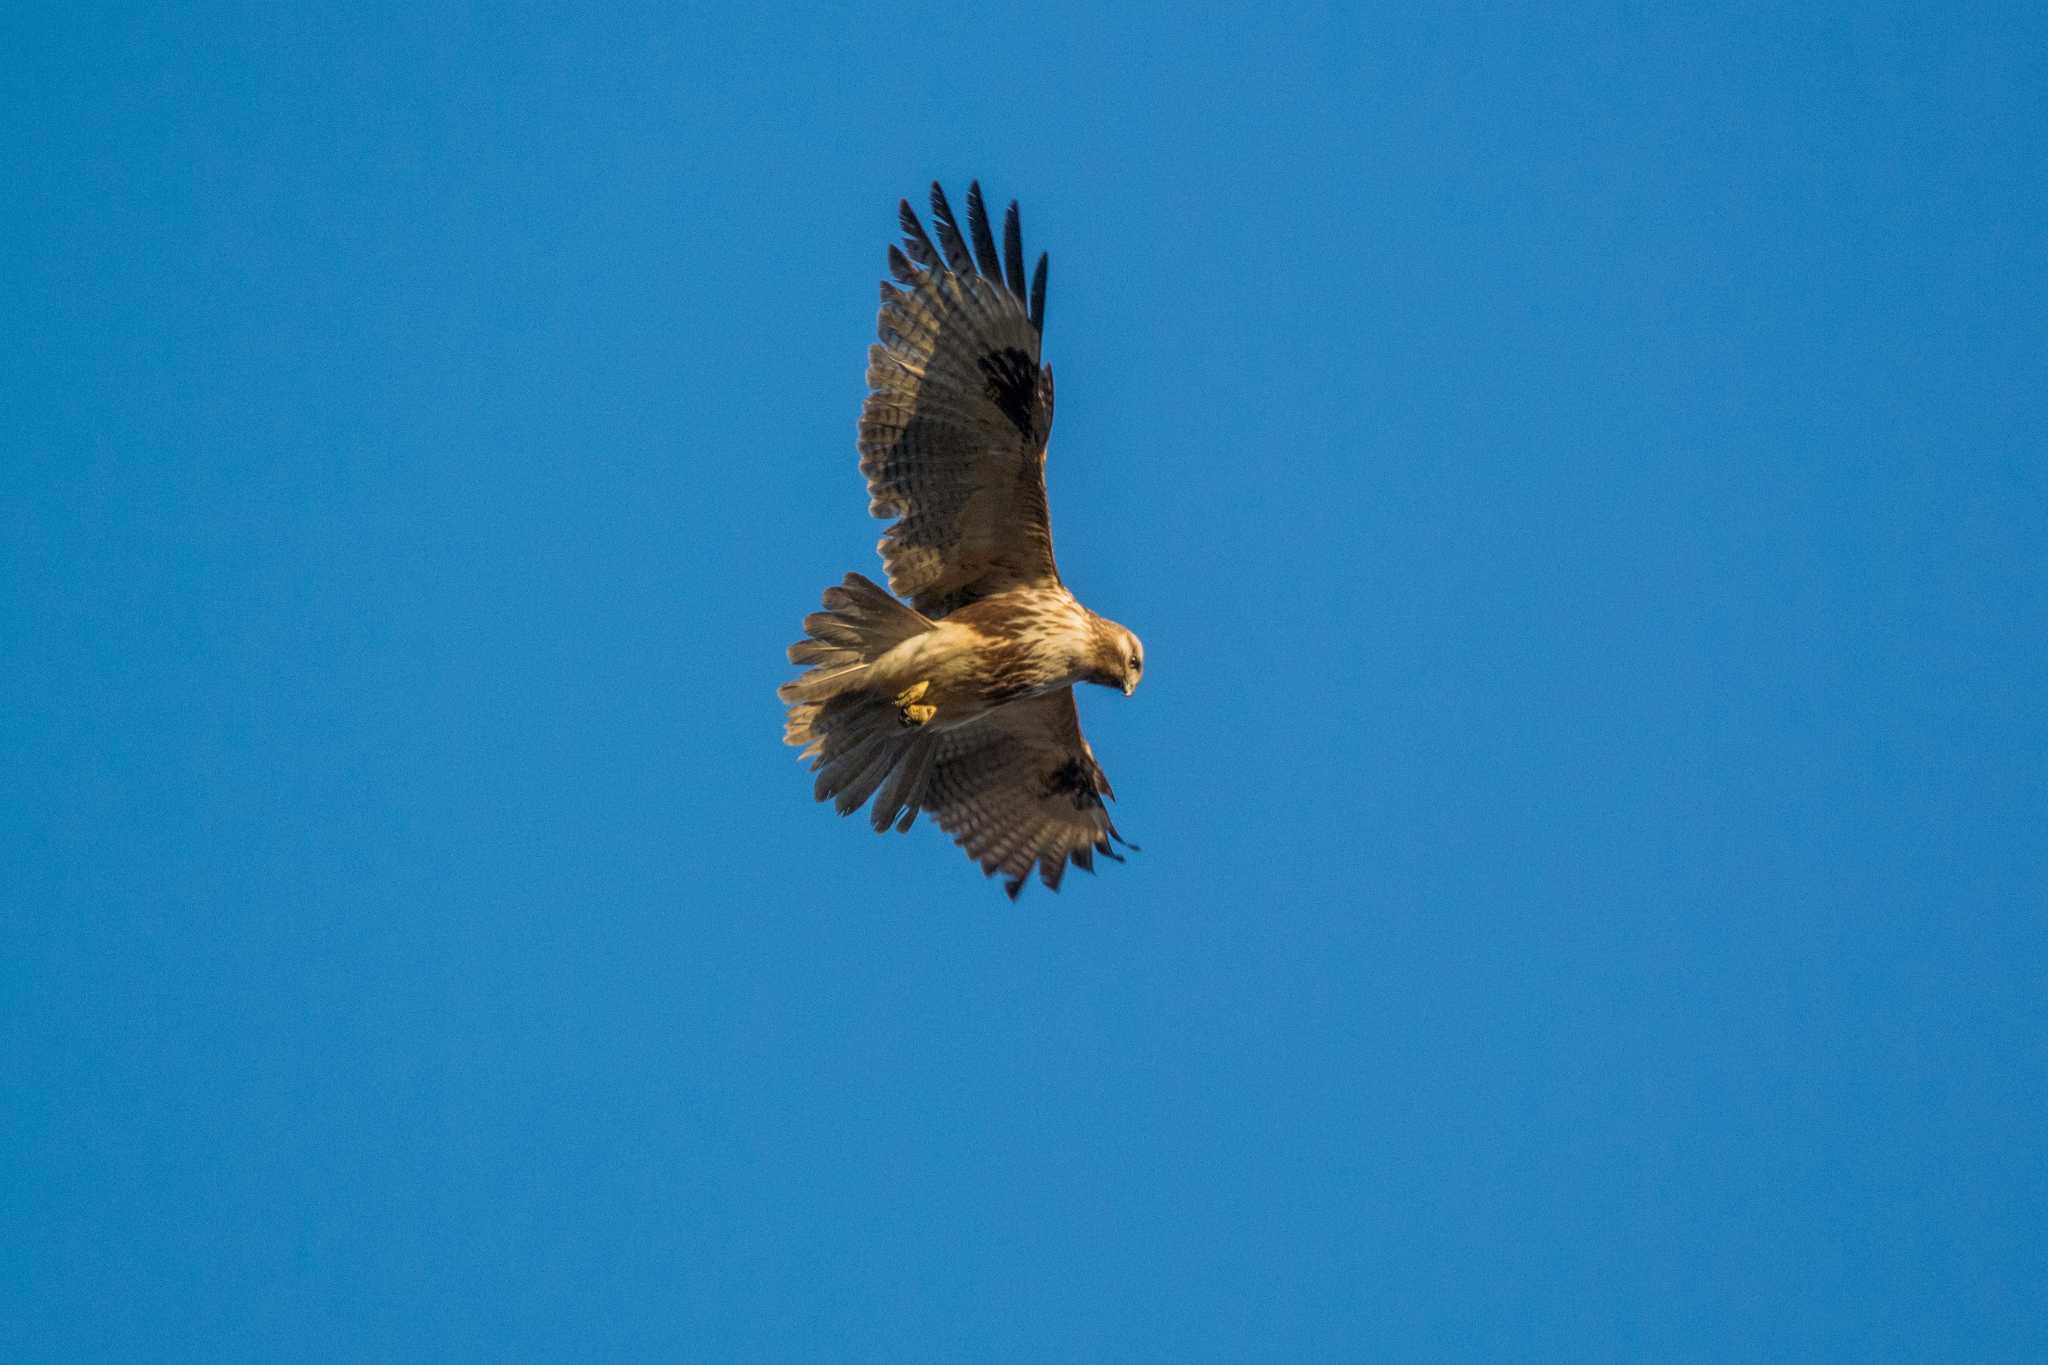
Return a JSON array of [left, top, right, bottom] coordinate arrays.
[[927, 183, 975, 275], [1002, 201, 1026, 303], [965, 181, 1004, 282], [897, 199, 939, 269]]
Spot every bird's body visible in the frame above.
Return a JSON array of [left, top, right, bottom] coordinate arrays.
[[854, 588, 1131, 727], [780, 182, 1142, 896]]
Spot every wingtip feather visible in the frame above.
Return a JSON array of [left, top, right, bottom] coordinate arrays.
[[1002, 200, 1026, 300], [965, 180, 1003, 280], [928, 182, 973, 273]]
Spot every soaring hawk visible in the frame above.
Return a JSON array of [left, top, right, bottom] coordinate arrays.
[[780, 182, 1142, 897]]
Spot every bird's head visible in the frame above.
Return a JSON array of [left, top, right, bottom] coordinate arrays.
[[1088, 617, 1144, 697]]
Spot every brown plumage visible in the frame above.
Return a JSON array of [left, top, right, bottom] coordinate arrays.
[[779, 182, 1144, 897]]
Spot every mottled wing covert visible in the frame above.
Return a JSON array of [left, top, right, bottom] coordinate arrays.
[[861, 181, 1059, 618]]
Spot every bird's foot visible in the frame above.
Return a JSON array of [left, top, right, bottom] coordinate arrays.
[[896, 681, 936, 728]]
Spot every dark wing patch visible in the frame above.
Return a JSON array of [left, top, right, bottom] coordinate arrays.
[[976, 346, 1040, 439], [1042, 754, 1116, 808]]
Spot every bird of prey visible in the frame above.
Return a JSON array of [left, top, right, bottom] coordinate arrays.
[[779, 181, 1143, 897]]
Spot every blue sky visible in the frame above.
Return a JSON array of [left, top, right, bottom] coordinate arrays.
[[5, 3, 2043, 1359]]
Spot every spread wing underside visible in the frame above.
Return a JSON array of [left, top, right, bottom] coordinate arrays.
[[859, 182, 1060, 619], [920, 689, 1130, 897]]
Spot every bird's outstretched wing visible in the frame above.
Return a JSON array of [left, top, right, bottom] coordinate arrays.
[[921, 689, 1132, 897], [860, 182, 1059, 618]]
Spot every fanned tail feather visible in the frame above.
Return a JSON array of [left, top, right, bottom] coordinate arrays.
[[779, 573, 939, 832], [785, 694, 939, 834], [777, 572, 931, 705]]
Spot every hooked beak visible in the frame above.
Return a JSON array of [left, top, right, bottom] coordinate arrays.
[[1121, 677, 1136, 697]]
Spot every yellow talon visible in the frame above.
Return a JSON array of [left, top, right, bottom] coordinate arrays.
[[896, 681, 935, 727]]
